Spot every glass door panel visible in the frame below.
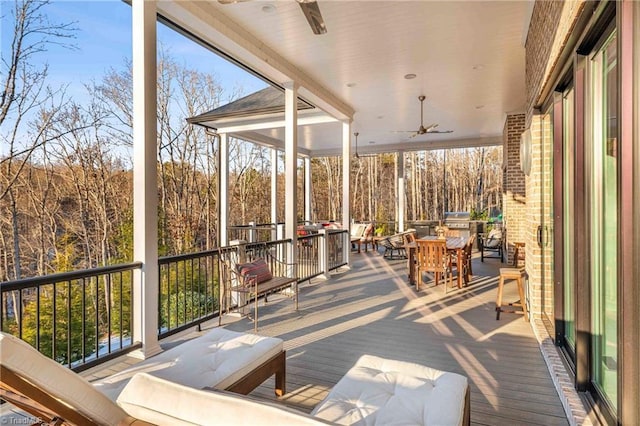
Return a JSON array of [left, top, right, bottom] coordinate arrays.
[[563, 87, 575, 350], [590, 31, 618, 409]]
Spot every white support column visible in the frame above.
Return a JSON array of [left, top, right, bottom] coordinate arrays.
[[284, 82, 298, 268], [271, 148, 278, 240], [219, 133, 229, 246], [397, 151, 406, 232], [304, 156, 312, 224], [318, 229, 330, 280], [132, 0, 160, 358], [342, 121, 351, 265]]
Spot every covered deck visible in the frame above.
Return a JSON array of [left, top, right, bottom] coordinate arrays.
[[82, 251, 567, 425]]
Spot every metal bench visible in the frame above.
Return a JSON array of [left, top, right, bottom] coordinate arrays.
[[219, 244, 298, 332]]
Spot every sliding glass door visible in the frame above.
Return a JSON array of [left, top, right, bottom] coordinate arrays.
[[589, 30, 618, 410]]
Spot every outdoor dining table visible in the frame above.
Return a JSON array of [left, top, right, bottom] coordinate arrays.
[[405, 236, 468, 289]]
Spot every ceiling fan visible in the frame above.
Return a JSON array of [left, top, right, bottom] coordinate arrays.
[[396, 95, 453, 138], [218, 0, 327, 35], [354, 132, 376, 159]]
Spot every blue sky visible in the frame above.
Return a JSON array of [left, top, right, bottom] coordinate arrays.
[[1, 0, 267, 107]]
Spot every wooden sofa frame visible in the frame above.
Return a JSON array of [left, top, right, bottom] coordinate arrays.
[[226, 350, 286, 397]]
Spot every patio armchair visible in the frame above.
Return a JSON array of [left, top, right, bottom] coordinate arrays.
[[478, 226, 504, 262], [380, 232, 407, 259], [350, 222, 374, 253]]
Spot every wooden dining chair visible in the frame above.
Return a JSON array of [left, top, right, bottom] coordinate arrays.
[[448, 234, 475, 286], [456, 233, 476, 284], [415, 239, 453, 292]]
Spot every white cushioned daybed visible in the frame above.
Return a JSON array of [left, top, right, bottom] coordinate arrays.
[[94, 327, 285, 400], [0, 331, 470, 426]]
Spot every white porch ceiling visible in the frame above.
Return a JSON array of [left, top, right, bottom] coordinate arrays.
[[158, 1, 531, 157]]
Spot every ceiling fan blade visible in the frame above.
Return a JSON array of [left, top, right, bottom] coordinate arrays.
[[297, 0, 327, 35], [392, 95, 455, 135]]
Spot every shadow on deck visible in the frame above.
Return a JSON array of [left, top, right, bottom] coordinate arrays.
[[85, 250, 568, 426]]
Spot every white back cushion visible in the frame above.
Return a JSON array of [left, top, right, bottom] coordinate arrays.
[[118, 373, 331, 426], [350, 224, 365, 238]]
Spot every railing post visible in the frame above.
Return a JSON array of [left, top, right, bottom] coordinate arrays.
[[248, 221, 257, 243], [274, 224, 286, 267], [343, 229, 350, 267], [318, 229, 330, 279], [229, 240, 246, 307]]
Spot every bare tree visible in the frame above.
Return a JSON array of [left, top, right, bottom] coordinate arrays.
[[0, 0, 75, 281]]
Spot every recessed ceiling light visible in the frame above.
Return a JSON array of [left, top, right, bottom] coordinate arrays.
[[472, 64, 484, 70], [346, 82, 356, 88], [404, 73, 417, 80], [475, 105, 485, 109], [261, 4, 276, 13]]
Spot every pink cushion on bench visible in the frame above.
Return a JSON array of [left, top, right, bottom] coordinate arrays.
[[237, 258, 273, 284]]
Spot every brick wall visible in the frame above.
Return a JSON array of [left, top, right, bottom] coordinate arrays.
[[522, 1, 585, 318], [502, 114, 526, 265], [525, 114, 554, 319], [525, 0, 585, 127]]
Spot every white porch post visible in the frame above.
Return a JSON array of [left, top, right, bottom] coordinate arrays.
[[132, 0, 161, 358], [271, 148, 278, 240], [219, 133, 229, 246], [342, 122, 351, 264], [304, 156, 312, 223], [397, 151, 406, 232], [284, 82, 298, 267]]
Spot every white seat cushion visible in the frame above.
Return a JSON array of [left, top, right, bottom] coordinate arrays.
[[311, 355, 468, 426], [95, 328, 283, 400]]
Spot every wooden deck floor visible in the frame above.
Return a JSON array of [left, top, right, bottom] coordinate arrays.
[[82, 249, 568, 425]]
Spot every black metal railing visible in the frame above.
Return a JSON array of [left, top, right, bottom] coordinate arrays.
[[297, 233, 323, 282], [157, 250, 220, 339], [328, 230, 349, 271], [243, 239, 292, 275], [0, 263, 142, 372], [227, 223, 277, 243], [0, 231, 349, 372]]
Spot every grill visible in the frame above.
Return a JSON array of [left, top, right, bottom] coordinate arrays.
[[444, 212, 470, 238]]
